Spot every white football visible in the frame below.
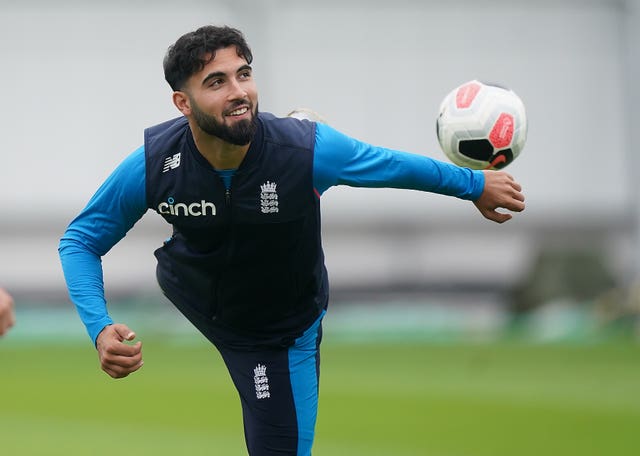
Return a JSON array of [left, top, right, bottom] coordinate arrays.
[[436, 80, 527, 170]]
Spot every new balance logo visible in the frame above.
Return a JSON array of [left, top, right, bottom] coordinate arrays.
[[163, 153, 181, 172], [254, 363, 271, 399]]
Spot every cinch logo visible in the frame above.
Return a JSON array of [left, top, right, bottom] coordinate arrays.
[[157, 197, 216, 216]]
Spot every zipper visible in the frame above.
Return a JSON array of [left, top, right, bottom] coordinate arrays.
[[222, 179, 234, 266]]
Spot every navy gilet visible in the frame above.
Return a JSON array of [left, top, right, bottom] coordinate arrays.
[[144, 113, 328, 349]]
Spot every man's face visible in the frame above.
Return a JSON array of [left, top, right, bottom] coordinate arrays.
[[179, 46, 258, 145]]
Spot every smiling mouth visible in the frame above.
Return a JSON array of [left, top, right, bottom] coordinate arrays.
[[227, 106, 249, 117]]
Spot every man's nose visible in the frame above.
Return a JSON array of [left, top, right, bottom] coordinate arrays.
[[228, 79, 248, 100]]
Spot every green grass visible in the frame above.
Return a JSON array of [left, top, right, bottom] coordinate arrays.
[[1, 339, 639, 455]]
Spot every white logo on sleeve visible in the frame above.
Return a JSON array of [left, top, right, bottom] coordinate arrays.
[[254, 364, 271, 399], [163, 153, 181, 172], [260, 181, 279, 214]]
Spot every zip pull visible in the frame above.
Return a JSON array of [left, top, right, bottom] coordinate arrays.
[[216, 169, 235, 207]]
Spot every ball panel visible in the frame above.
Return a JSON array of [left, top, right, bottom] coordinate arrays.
[[459, 139, 494, 161], [455, 81, 482, 109], [488, 113, 515, 149]]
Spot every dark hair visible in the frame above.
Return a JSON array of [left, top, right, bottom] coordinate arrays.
[[163, 25, 253, 91]]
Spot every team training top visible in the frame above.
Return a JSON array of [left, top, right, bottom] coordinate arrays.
[[58, 113, 485, 347]]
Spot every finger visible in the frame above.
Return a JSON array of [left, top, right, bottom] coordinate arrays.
[[512, 190, 525, 202], [102, 350, 143, 368], [102, 359, 144, 379], [499, 200, 525, 213], [509, 180, 522, 192], [493, 213, 512, 224], [102, 360, 143, 379], [485, 209, 513, 224], [512, 200, 526, 212], [112, 323, 136, 342], [503, 196, 526, 212], [103, 340, 143, 357], [101, 341, 142, 365], [101, 354, 144, 378]]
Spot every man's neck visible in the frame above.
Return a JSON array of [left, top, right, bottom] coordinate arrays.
[[190, 124, 249, 170]]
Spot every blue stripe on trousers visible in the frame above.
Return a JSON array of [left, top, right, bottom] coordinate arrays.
[[288, 310, 325, 456]]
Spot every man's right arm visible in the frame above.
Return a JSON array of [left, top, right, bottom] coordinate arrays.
[[58, 146, 148, 345]]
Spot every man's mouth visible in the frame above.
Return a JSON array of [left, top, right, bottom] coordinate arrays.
[[227, 106, 249, 117]]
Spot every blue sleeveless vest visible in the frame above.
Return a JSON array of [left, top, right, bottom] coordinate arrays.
[[144, 113, 328, 349]]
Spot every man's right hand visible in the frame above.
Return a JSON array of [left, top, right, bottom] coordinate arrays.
[[96, 323, 143, 378]]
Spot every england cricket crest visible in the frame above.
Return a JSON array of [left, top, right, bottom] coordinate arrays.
[[260, 181, 279, 214], [253, 363, 271, 399]]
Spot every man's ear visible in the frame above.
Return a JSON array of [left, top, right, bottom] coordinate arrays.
[[172, 91, 191, 115]]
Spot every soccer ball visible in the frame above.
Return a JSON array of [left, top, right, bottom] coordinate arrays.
[[436, 80, 527, 170]]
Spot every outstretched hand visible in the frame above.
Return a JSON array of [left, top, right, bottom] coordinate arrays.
[[96, 323, 143, 379], [473, 171, 525, 223]]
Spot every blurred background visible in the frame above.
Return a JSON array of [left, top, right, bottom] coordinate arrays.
[[1, 0, 639, 342], [2, 1, 639, 455]]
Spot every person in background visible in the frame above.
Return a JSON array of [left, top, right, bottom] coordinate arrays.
[[0, 287, 15, 337]]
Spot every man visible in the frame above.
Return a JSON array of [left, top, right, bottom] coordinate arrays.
[[59, 25, 525, 456], [0, 287, 15, 336]]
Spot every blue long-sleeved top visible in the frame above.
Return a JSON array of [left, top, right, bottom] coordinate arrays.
[[59, 121, 484, 344]]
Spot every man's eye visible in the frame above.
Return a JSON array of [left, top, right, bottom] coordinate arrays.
[[240, 71, 252, 79]]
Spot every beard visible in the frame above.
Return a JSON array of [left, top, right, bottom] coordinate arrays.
[[190, 99, 258, 146]]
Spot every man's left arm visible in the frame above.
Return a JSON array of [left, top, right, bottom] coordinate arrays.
[[312, 123, 524, 222]]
